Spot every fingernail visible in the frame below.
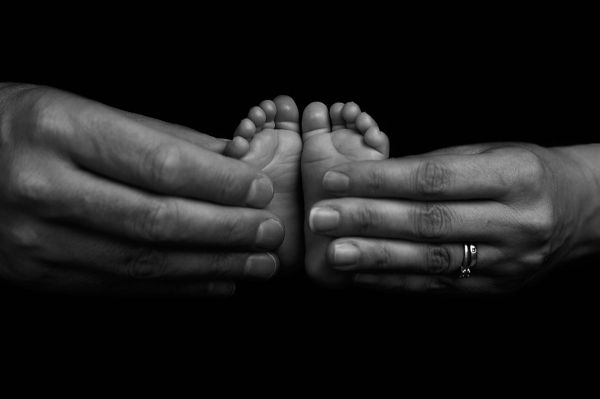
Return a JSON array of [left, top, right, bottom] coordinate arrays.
[[309, 207, 340, 232], [245, 253, 279, 279], [322, 171, 350, 193], [246, 174, 274, 208], [331, 243, 360, 269], [255, 219, 285, 249]]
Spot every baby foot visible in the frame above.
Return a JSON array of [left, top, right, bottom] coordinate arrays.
[[301, 101, 389, 286], [233, 96, 303, 273]]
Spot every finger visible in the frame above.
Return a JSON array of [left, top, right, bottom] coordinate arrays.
[[322, 152, 522, 200], [327, 238, 501, 275], [352, 273, 504, 295], [121, 110, 229, 153], [112, 280, 237, 298], [422, 143, 493, 156], [309, 198, 509, 242], [60, 99, 273, 207], [43, 166, 284, 249], [2, 264, 236, 298], [18, 220, 280, 281]]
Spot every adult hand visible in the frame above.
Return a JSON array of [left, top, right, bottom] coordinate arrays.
[[0, 84, 284, 296], [309, 143, 600, 294]]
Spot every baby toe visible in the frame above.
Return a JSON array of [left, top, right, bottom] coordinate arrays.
[[341, 102, 361, 128], [330, 102, 345, 131], [274, 95, 300, 132], [234, 118, 256, 140], [248, 106, 267, 129], [224, 136, 250, 159], [364, 126, 390, 157], [260, 99, 277, 128], [302, 102, 331, 139], [355, 112, 378, 134]]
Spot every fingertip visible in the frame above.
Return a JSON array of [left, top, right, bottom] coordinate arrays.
[[245, 173, 274, 208]]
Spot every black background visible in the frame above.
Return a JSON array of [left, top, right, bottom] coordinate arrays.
[[1, 10, 598, 372]]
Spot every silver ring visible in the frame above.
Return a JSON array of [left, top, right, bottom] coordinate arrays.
[[459, 243, 477, 278]]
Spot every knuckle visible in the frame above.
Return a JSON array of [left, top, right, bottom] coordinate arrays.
[[15, 87, 71, 141], [214, 168, 245, 203], [521, 203, 555, 243], [204, 253, 239, 278], [425, 245, 452, 274], [352, 203, 381, 234], [414, 160, 452, 196], [7, 222, 43, 254], [412, 203, 453, 240], [512, 149, 547, 189], [126, 249, 168, 279], [145, 144, 183, 189], [134, 201, 175, 242], [218, 214, 252, 245], [372, 243, 393, 269], [366, 166, 386, 192], [10, 170, 54, 205]]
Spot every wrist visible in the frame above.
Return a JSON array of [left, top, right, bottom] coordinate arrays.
[[553, 144, 600, 260]]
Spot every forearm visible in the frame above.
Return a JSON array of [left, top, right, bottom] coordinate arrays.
[[555, 144, 600, 260]]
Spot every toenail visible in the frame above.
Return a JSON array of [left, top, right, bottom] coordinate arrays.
[[245, 253, 279, 279], [246, 174, 274, 208], [309, 207, 340, 232], [331, 243, 360, 269], [255, 219, 285, 249], [323, 171, 350, 193]]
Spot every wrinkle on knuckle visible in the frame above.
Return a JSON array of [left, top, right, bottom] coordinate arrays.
[[413, 203, 452, 240], [353, 204, 380, 235], [134, 201, 173, 242], [205, 253, 238, 278], [414, 160, 452, 197], [214, 168, 244, 204], [373, 243, 393, 269], [126, 248, 168, 279], [367, 166, 386, 192], [426, 245, 451, 274], [213, 212, 251, 246]]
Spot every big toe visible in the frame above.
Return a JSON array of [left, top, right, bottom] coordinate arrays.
[[302, 102, 331, 139], [274, 95, 300, 132]]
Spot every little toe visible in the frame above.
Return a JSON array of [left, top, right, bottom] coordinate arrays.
[[355, 112, 378, 134], [248, 106, 267, 130], [302, 102, 331, 140], [330, 102, 345, 131], [274, 95, 300, 132], [234, 118, 256, 140], [364, 126, 390, 157], [260, 99, 277, 129], [224, 136, 250, 159], [341, 102, 361, 129]]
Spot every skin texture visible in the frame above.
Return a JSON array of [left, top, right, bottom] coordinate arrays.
[[232, 96, 303, 273], [310, 142, 600, 294], [300, 101, 389, 286], [0, 84, 285, 297]]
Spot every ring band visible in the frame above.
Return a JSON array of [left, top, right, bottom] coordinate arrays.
[[459, 243, 477, 278]]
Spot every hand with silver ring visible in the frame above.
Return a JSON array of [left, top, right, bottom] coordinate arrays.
[[307, 143, 600, 294]]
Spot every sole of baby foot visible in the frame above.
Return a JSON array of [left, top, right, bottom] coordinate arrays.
[[234, 95, 304, 274], [301, 101, 389, 287]]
